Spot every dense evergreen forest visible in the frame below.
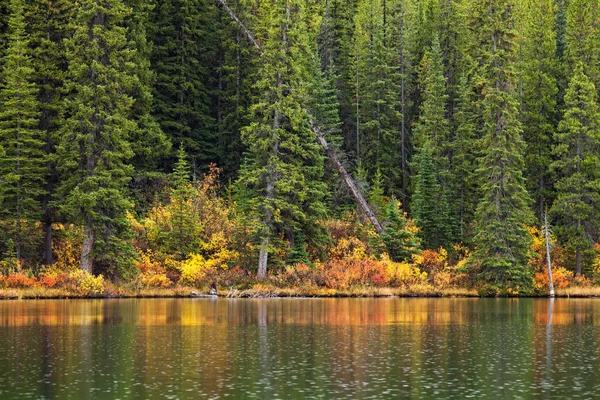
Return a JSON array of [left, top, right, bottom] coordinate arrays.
[[0, 0, 599, 295]]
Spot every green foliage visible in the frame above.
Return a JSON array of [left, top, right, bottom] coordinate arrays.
[[450, 76, 478, 242], [411, 141, 452, 249]]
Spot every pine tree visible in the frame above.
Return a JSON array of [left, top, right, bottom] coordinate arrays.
[[351, 0, 401, 191], [450, 75, 478, 242], [26, 0, 74, 265], [239, 0, 327, 279], [382, 198, 420, 262], [566, 0, 600, 89], [551, 63, 600, 277], [468, 0, 534, 292], [57, 0, 137, 278], [0, 0, 45, 262], [520, 0, 559, 222], [168, 146, 201, 258], [411, 141, 452, 249], [148, 0, 218, 169]]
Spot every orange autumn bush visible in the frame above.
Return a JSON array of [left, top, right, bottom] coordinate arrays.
[[38, 269, 69, 289], [412, 248, 448, 276], [2, 273, 37, 288], [533, 267, 574, 291]]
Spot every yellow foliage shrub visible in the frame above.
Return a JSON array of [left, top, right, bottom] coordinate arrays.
[[201, 233, 239, 269], [68, 270, 105, 296], [179, 254, 210, 286], [381, 254, 427, 286]]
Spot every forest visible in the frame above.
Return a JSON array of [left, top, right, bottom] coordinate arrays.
[[0, 0, 598, 297]]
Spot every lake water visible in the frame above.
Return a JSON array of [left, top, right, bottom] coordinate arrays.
[[0, 298, 599, 399]]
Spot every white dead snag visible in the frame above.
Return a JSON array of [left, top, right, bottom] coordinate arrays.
[[216, 0, 385, 236], [544, 211, 555, 298]]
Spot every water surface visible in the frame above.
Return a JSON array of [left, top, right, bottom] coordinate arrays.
[[0, 298, 599, 399]]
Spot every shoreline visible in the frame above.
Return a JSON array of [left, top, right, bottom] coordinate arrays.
[[0, 286, 598, 300]]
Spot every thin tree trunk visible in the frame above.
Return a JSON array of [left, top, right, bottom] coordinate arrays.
[[80, 222, 94, 274], [544, 211, 554, 297]]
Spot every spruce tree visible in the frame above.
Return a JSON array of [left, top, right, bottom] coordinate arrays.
[[551, 63, 600, 277], [382, 198, 420, 262], [351, 0, 401, 191], [57, 0, 137, 277], [239, 0, 327, 279], [214, 0, 255, 181], [412, 36, 449, 162], [566, 0, 600, 89], [411, 37, 454, 249], [148, 0, 218, 168], [411, 141, 452, 249], [26, 0, 74, 265], [167, 146, 201, 258], [451, 75, 478, 241], [468, 0, 534, 292], [0, 0, 45, 262], [520, 0, 559, 222], [123, 0, 170, 214]]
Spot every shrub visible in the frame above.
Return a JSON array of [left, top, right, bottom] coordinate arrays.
[[139, 272, 173, 288], [4, 272, 37, 288], [67, 270, 105, 296], [179, 254, 210, 287], [38, 269, 69, 289], [412, 248, 448, 276], [381, 254, 427, 286]]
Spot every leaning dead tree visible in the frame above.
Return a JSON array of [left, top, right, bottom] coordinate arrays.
[[216, 0, 385, 235]]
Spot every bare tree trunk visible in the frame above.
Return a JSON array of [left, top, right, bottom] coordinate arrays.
[[544, 212, 554, 297], [257, 237, 269, 280], [80, 222, 94, 274]]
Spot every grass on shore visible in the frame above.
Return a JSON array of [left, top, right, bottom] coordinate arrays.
[[555, 286, 600, 298], [0, 284, 488, 300]]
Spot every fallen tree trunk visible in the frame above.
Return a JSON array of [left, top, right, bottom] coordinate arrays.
[[310, 121, 385, 234], [216, 0, 385, 235]]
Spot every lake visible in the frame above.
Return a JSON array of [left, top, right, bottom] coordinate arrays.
[[0, 298, 599, 399]]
